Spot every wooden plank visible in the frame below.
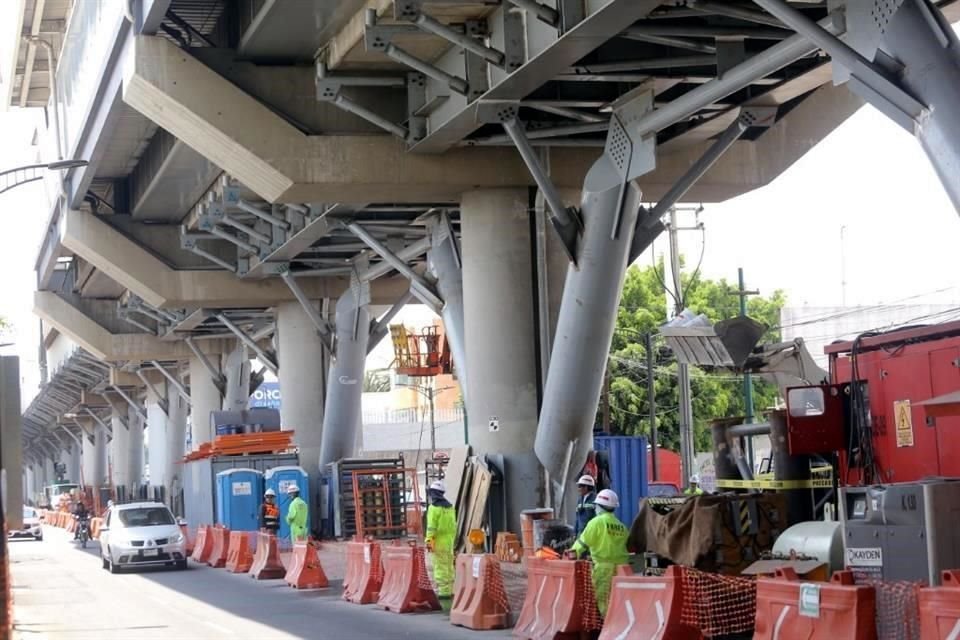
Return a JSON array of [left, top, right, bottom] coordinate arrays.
[[444, 445, 470, 507]]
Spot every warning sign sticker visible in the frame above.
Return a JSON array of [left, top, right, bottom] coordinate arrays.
[[894, 400, 914, 448], [232, 481, 252, 496]]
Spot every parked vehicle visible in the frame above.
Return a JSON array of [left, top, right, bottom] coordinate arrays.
[[99, 502, 187, 573], [10, 507, 43, 541]]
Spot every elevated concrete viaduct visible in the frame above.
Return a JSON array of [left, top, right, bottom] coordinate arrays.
[[9, 0, 960, 531]]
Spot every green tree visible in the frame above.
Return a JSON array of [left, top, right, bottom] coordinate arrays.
[[363, 369, 391, 393], [604, 260, 785, 452]]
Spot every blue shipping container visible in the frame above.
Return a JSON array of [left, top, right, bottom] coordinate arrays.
[[216, 468, 263, 531], [593, 436, 649, 528], [264, 466, 309, 543]]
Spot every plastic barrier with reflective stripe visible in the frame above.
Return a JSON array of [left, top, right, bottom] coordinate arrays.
[[599, 566, 701, 640]]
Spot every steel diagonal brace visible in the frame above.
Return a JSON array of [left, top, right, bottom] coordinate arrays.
[[278, 265, 336, 354], [394, 1, 505, 68], [185, 338, 226, 395], [149, 361, 191, 405], [216, 314, 279, 375], [109, 385, 148, 423], [751, 0, 928, 134], [136, 370, 169, 416], [316, 63, 409, 140], [83, 407, 113, 438], [629, 106, 777, 262], [368, 287, 416, 355], [344, 222, 444, 313], [477, 101, 582, 263]]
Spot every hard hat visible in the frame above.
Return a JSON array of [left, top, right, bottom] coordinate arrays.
[[690, 474, 701, 484], [264, 488, 276, 497], [595, 489, 620, 509], [285, 484, 299, 494], [429, 480, 446, 493], [576, 475, 596, 488]]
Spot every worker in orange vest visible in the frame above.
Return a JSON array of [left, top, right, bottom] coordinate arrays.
[[260, 488, 280, 534]]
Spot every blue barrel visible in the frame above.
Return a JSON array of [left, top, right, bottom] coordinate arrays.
[[215, 468, 262, 531], [264, 466, 308, 542]]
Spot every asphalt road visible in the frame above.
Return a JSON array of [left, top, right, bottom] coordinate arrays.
[[10, 526, 512, 640]]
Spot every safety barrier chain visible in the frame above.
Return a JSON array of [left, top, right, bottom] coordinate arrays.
[[864, 579, 922, 640], [679, 566, 757, 636], [576, 562, 604, 631]]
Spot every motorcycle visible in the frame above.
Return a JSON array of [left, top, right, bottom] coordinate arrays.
[[74, 515, 90, 548]]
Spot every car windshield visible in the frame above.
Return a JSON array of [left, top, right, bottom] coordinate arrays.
[[23, 507, 35, 519], [116, 507, 175, 527]]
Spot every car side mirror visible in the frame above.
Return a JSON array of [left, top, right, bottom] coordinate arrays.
[[177, 518, 187, 526]]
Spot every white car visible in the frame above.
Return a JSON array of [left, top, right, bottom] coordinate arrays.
[[10, 507, 43, 541], [99, 502, 187, 573]]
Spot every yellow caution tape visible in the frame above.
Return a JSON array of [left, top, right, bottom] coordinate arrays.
[[715, 477, 833, 490]]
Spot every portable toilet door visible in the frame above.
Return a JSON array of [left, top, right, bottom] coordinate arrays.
[[264, 466, 308, 543], [215, 468, 262, 531]]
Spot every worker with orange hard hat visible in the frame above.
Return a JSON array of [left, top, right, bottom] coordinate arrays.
[[569, 489, 630, 617]]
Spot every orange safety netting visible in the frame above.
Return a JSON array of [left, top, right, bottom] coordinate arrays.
[[679, 566, 757, 637], [485, 560, 512, 614], [576, 561, 604, 631], [416, 546, 436, 593], [865, 579, 922, 640]]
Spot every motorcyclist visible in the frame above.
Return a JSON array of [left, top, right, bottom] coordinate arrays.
[[73, 500, 90, 540]]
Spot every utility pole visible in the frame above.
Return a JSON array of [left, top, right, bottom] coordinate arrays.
[[667, 206, 697, 487], [736, 267, 760, 469], [645, 332, 659, 481]]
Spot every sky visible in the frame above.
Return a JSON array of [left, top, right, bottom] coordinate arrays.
[[2, 98, 958, 395]]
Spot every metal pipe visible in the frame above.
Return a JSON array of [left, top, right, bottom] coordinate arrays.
[[187, 245, 237, 272], [285, 267, 355, 277], [521, 102, 605, 123], [690, 1, 786, 28], [59, 424, 83, 447], [333, 94, 408, 139], [502, 119, 575, 227], [316, 63, 407, 87], [279, 271, 334, 341], [476, 120, 610, 145], [208, 226, 260, 255], [650, 116, 749, 219], [414, 13, 505, 66], [360, 236, 432, 282], [215, 314, 279, 375], [149, 361, 191, 404], [632, 13, 840, 137], [385, 44, 469, 95], [506, 0, 559, 27], [345, 223, 444, 309], [467, 137, 606, 148], [624, 24, 792, 40], [83, 407, 113, 437], [237, 199, 291, 230], [368, 288, 415, 354], [121, 315, 157, 335], [570, 55, 717, 73], [218, 215, 272, 244], [727, 421, 772, 438], [620, 31, 717, 54], [185, 338, 224, 390], [136, 370, 167, 411]]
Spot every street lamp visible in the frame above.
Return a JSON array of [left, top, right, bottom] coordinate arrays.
[[399, 380, 455, 452], [0, 160, 88, 195]]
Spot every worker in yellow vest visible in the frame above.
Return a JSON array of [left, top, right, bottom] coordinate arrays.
[[570, 489, 630, 617], [425, 480, 457, 601], [684, 474, 705, 496]]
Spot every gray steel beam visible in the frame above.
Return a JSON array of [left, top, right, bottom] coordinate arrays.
[[360, 236, 432, 282], [333, 93, 408, 139], [186, 245, 237, 272], [368, 288, 415, 355], [219, 214, 272, 245], [506, 0, 559, 27], [135, 370, 169, 415], [691, 1, 786, 28], [215, 314, 279, 375], [82, 407, 113, 437], [149, 361, 191, 404], [209, 226, 260, 255], [386, 43, 469, 95], [237, 199, 291, 231], [278, 269, 335, 352], [413, 13, 505, 67], [620, 31, 717, 54]]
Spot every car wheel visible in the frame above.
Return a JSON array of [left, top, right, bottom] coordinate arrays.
[[102, 556, 109, 570], [108, 557, 120, 574]]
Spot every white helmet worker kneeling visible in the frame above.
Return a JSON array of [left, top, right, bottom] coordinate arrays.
[[568, 489, 630, 618]]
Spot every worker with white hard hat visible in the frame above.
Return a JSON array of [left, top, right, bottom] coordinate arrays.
[[684, 474, 704, 496], [574, 474, 597, 537], [425, 480, 457, 602], [284, 483, 308, 542], [570, 489, 630, 618], [260, 488, 280, 534]]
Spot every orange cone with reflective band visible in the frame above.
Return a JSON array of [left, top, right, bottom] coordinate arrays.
[[754, 568, 875, 640], [450, 554, 510, 630], [206, 526, 230, 568], [284, 541, 329, 589], [377, 544, 441, 613], [248, 532, 286, 580], [225, 532, 255, 573], [190, 525, 214, 563], [343, 541, 383, 604]]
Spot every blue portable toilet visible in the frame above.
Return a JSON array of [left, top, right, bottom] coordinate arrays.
[[215, 468, 263, 531], [265, 466, 308, 542]]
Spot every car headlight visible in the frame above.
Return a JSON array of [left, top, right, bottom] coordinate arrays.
[[171, 533, 184, 544]]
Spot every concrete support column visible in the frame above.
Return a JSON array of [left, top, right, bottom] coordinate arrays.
[[145, 387, 167, 490], [93, 423, 108, 487], [127, 403, 144, 490], [190, 355, 222, 447], [165, 379, 188, 513], [462, 189, 542, 529], [277, 301, 327, 477], [82, 431, 96, 487], [66, 443, 81, 485], [222, 341, 251, 413], [0, 357, 22, 528], [110, 410, 130, 489], [319, 289, 369, 468]]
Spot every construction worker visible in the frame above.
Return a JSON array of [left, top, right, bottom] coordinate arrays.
[[569, 489, 629, 618], [425, 480, 457, 601], [284, 484, 308, 542], [574, 474, 597, 536], [684, 474, 705, 496], [260, 488, 280, 534]]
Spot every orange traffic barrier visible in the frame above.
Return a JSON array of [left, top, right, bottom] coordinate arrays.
[[450, 554, 510, 630], [225, 532, 255, 574], [89, 518, 103, 540], [377, 543, 441, 613], [190, 526, 214, 563], [514, 558, 603, 640], [249, 532, 286, 580], [207, 526, 230, 568], [65, 517, 76, 534], [180, 524, 194, 555], [343, 541, 383, 604], [920, 570, 960, 639], [754, 569, 876, 640], [284, 541, 329, 589], [599, 566, 701, 640]]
